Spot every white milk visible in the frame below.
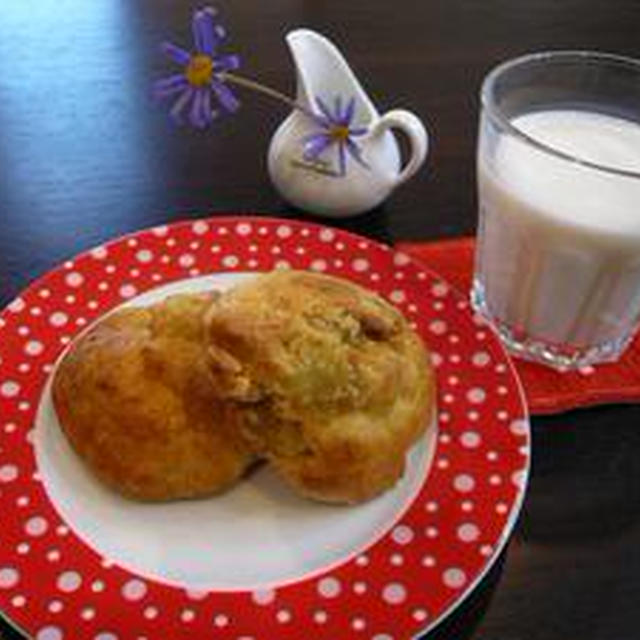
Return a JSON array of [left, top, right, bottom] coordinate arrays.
[[476, 110, 640, 349]]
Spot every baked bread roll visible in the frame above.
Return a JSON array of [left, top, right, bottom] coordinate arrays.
[[205, 271, 435, 503], [52, 293, 253, 501]]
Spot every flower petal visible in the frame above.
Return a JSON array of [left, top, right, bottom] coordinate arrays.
[[346, 138, 369, 168], [153, 74, 188, 100], [214, 53, 241, 73], [334, 95, 343, 122], [170, 87, 194, 125], [189, 88, 206, 128], [349, 127, 368, 137], [343, 97, 356, 126], [337, 142, 347, 176], [315, 96, 336, 127], [192, 10, 207, 54], [201, 88, 213, 126], [303, 134, 333, 161], [161, 41, 190, 65], [211, 79, 240, 112]]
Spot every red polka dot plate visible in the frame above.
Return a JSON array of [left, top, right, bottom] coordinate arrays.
[[0, 217, 529, 640]]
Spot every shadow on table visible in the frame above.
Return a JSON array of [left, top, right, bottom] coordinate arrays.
[[520, 406, 640, 543]]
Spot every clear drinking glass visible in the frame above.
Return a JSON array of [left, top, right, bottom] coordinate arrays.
[[472, 51, 640, 369]]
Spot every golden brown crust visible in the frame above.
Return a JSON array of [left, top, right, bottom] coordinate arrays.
[[205, 271, 436, 504], [52, 293, 253, 501]]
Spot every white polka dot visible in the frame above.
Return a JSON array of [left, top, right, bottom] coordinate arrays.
[[191, 221, 208, 235], [460, 431, 481, 448], [391, 525, 414, 545], [480, 544, 494, 557], [352, 617, 366, 630], [422, 555, 436, 567], [443, 568, 467, 588], [314, 610, 328, 624], [496, 502, 509, 514], [413, 608, 428, 622], [1, 380, 20, 399], [489, 474, 502, 485], [178, 253, 195, 268], [467, 387, 486, 404], [119, 284, 137, 299], [353, 581, 367, 594], [454, 474, 475, 492], [122, 579, 147, 601], [430, 352, 443, 367], [222, 255, 239, 268], [181, 609, 195, 622], [310, 259, 327, 272], [389, 290, 406, 304], [47, 550, 61, 562], [16, 496, 29, 507], [65, 272, 84, 288], [335, 241, 345, 251], [91, 580, 105, 592], [372, 635, 394, 640], [48, 600, 63, 613], [25, 516, 48, 536], [36, 626, 63, 640], [393, 252, 410, 266], [382, 582, 407, 605], [8, 297, 26, 313], [18, 326, 29, 336], [317, 577, 341, 598], [252, 588, 275, 605], [82, 607, 96, 620], [457, 523, 480, 542], [214, 614, 229, 627], [425, 526, 439, 538], [16, 543, 29, 554], [91, 246, 108, 259], [94, 633, 118, 640], [467, 410, 479, 421], [352, 258, 369, 272], [319, 228, 335, 242], [49, 312, 68, 327], [426, 501, 439, 512], [431, 282, 449, 297], [472, 351, 491, 367], [57, 571, 82, 592], [461, 500, 474, 512], [355, 555, 369, 566], [275, 260, 291, 270], [512, 469, 527, 488], [0, 567, 19, 589], [276, 225, 292, 238], [429, 320, 447, 335], [510, 419, 528, 436], [136, 250, 153, 263], [144, 606, 158, 619], [276, 610, 291, 624], [0, 465, 18, 482], [24, 340, 44, 356], [390, 553, 404, 566], [235, 222, 252, 236]]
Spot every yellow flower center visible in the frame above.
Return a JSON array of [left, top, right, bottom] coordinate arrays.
[[185, 54, 214, 87], [330, 125, 350, 141]]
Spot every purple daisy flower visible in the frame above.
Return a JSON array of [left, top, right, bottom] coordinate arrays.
[[302, 95, 369, 176], [153, 6, 241, 128]]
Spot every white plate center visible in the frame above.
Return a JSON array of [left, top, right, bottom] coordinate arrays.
[[35, 274, 435, 591]]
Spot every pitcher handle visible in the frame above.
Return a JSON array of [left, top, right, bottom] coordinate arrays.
[[372, 109, 429, 186]]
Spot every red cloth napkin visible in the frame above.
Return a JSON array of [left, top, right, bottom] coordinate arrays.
[[398, 236, 640, 415]]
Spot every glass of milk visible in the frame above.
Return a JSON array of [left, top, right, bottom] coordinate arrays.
[[472, 51, 640, 369]]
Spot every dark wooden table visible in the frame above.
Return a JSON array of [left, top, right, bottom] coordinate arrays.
[[2, 1, 640, 638]]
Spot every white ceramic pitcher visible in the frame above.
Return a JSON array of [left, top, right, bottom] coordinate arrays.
[[267, 29, 429, 218]]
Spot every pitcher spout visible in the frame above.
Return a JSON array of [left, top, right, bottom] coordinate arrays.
[[285, 29, 378, 124]]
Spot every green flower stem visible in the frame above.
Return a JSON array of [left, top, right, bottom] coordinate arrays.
[[219, 72, 316, 119]]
